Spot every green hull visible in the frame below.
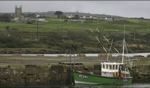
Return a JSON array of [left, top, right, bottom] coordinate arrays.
[[73, 72, 132, 85]]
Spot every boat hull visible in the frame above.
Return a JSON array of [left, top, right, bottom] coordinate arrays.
[[73, 72, 132, 85]]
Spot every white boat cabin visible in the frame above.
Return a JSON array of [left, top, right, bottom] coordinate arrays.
[[101, 62, 131, 78]]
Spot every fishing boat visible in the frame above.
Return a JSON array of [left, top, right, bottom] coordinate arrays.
[[73, 31, 133, 85], [73, 62, 132, 85]]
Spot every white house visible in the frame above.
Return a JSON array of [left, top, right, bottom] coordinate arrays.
[[66, 14, 74, 19], [105, 17, 113, 21]]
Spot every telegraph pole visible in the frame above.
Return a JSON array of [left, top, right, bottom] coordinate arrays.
[[37, 20, 39, 40]]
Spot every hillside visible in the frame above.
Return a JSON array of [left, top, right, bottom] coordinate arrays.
[[0, 17, 150, 54], [35, 11, 121, 18], [0, 11, 121, 18]]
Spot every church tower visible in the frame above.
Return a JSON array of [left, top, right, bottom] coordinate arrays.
[[15, 6, 22, 17]]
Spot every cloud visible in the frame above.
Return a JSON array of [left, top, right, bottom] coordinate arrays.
[[0, 1, 150, 18]]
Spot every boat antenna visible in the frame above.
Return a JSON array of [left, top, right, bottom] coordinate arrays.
[[89, 27, 120, 53], [107, 39, 113, 61], [95, 26, 108, 53]]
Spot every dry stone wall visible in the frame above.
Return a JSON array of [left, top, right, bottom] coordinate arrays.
[[0, 64, 149, 87]]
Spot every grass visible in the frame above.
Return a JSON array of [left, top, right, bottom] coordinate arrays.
[[0, 18, 150, 33], [133, 60, 150, 65], [83, 62, 99, 68]]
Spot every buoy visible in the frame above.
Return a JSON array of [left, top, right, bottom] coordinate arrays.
[[120, 74, 124, 79]]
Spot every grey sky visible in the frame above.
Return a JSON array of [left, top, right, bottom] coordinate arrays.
[[0, 1, 150, 18]]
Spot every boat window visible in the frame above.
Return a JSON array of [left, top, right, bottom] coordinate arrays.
[[113, 65, 115, 70], [103, 64, 105, 69], [115, 65, 117, 70], [116, 65, 118, 70], [106, 64, 108, 69], [109, 65, 112, 69], [122, 67, 125, 71]]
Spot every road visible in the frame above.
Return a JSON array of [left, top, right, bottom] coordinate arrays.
[[0, 55, 149, 65]]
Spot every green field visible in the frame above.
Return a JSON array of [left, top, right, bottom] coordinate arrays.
[[0, 18, 150, 53], [0, 18, 150, 32]]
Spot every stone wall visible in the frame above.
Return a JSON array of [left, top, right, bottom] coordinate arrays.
[[131, 65, 150, 83], [0, 64, 73, 87], [0, 64, 149, 86]]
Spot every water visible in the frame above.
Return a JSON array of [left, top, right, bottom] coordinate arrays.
[[2, 84, 149, 88], [74, 83, 150, 88]]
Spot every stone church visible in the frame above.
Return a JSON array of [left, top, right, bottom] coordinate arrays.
[[15, 6, 22, 17]]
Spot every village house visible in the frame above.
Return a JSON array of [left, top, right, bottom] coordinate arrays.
[[66, 14, 74, 19]]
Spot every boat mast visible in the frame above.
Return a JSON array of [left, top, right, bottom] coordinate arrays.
[[122, 26, 125, 63]]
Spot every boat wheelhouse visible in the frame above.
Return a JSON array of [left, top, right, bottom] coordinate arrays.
[[101, 62, 122, 77], [101, 62, 132, 79]]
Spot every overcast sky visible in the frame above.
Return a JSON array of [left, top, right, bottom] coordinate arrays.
[[0, 1, 150, 18]]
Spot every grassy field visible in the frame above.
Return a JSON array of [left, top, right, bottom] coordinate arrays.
[[0, 18, 150, 53], [0, 18, 150, 33]]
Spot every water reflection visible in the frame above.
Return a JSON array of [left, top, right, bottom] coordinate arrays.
[[74, 83, 150, 88], [0, 83, 150, 88]]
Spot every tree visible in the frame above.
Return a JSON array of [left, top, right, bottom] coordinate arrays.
[[0, 13, 11, 22], [5, 26, 10, 31], [25, 13, 36, 18], [54, 11, 63, 18], [74, 15, 80, 19]]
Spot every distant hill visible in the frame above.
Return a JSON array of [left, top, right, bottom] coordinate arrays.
[[0, 11, 132, 19], [63, 11, 121, 18], [23, 11, 122, 18]]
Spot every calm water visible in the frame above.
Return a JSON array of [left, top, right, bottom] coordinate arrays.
[[2, 83, 149, 88], [73, 83, 150, 88]]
